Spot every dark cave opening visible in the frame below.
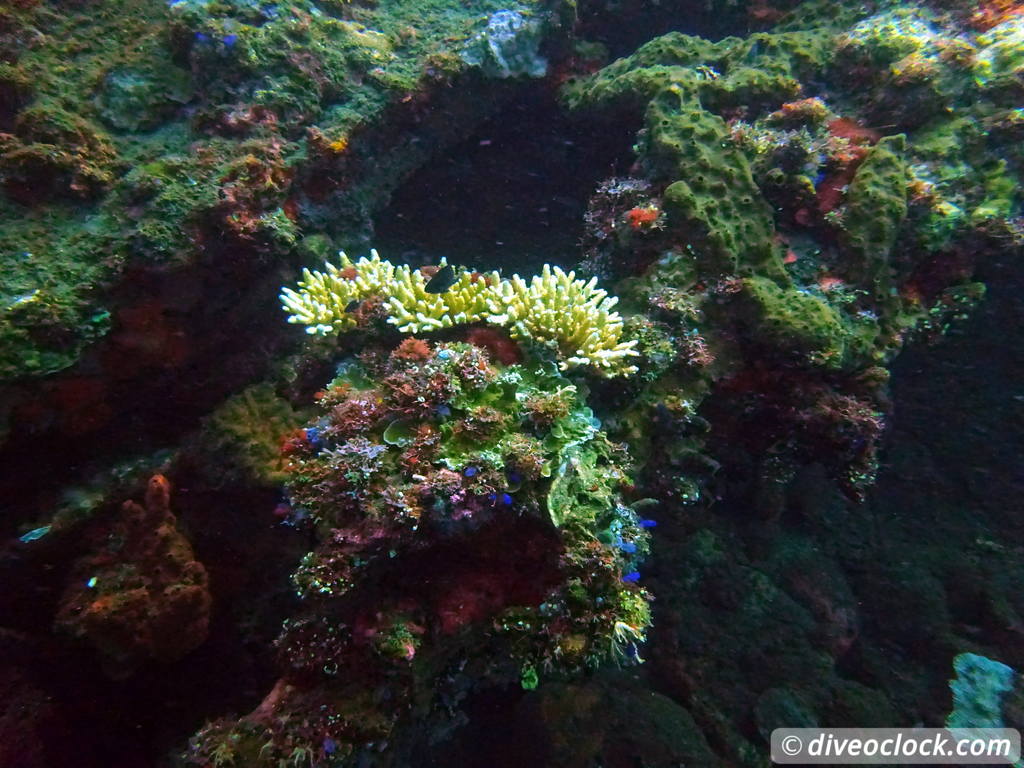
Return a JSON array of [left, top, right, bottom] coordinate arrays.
[[373, 83, 638, 276], [574, 0, 791, 60]]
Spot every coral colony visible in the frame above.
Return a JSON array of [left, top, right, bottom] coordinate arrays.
[[280, 251, 640, 374]]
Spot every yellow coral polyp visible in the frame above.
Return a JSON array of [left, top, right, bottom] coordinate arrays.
[[281, 251, 639, 376]]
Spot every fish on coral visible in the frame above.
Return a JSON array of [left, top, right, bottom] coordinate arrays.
[[424, 263, 458, 294], [281, 250, 639, 374]]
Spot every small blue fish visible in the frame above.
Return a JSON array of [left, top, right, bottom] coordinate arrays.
[[622, 571, 641, 583], [19, 525, 50, 543], [500, 493, 513, 505], [639, 519, 657, 528], [619, 541, 637, 554], [222, 34, 238, 47], [435, 404, 451, 418], [323, 737, 337, 755], [464, 466, 478, 477]]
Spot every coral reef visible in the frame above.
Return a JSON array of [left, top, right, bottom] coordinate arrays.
[[54, 475, 211, 679], [0, 0, 570, 422], [562, 0, 1019, 506], [281, 251, 639, 374], [184, 340, 650, 764], [0, 0, 1022, 765]]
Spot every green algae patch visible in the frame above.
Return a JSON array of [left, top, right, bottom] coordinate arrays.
[[575, 73, 786, 281], [194, 383, 308, 487], [734, 276, 854, 370], [0, 202, 120, 380], [562, 29, 818, 283], [972, 160, 1018, 223], [973, 17, 1024, 94], [840, 135, 909, 309], [561, 28, 834, 119], [95, 56, 193, 133], [656, 102, 781, 278]]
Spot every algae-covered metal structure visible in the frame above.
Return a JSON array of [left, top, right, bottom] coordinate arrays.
[[0, 0, 1022, 765]]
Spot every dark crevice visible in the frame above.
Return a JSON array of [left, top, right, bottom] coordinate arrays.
[[0, 257, 294, 539], [373, 83, 638, 276], [575, 0, 791, 60]]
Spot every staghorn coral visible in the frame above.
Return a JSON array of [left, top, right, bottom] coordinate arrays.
[[280, 250, 399, 335], [488, 264, 639, 374], [387, 260, 500, 332], [281, 251, 639, 375]]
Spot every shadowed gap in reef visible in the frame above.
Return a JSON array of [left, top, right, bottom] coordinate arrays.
[[575, 0, 776, 60], [373, 85, 638, 276]]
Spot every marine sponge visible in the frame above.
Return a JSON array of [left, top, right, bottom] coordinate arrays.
[[840, 134, 909, 309], [281, 252, 639, 375]]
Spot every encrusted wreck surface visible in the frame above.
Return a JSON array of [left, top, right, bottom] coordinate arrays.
[[1, 0, 1022, 765]]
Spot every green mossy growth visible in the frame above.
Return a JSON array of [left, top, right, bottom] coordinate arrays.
[[196, 383, 307, 486], [736, 276, 851, 369], [972, 160, 1018, 222], [563, 27, 834, 283], [0, 203, 121, 380], [0, 0, 565, 388], [648, 88, 783, 279], [94, 46, 193, 132], [840, 135, 909, 308], [0, 103, 118, 201]]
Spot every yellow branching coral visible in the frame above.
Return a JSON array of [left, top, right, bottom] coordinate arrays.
[[280, 250, 396, 334], [281, 251, 639, 375], [387, 260, 500, 332], [487, 264, 639, 374]]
